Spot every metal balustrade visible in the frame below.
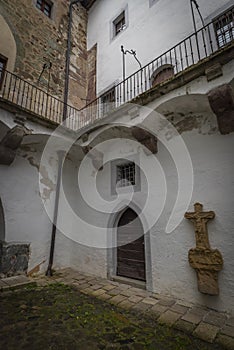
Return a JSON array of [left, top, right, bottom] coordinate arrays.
[[0, 6, 233, 131]]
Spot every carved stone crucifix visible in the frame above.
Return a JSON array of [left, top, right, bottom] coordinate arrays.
[[185, 203, 223, 295]]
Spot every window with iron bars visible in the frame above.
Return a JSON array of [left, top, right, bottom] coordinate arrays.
[[113, 11, 126, 37], [116, 162, 136, 188], [36, 0, 53, 18], [213, 6, 234, 48], [0, 54, 7, 89]]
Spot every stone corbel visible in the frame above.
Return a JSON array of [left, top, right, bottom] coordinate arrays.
[[131, 126, 158, 155], [82, 146, 104, 171], [208, 84, 234, 134], [0, 125, 31, 165]]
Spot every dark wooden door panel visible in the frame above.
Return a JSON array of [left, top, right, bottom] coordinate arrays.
[[117, 208, 146, 281]]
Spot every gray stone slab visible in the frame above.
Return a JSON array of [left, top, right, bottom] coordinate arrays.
[[226, 317, 234, 327], [204, 311, 228, 327], [182, 311, 204, 325], [171, 303, 189, 315], [150, 304, 168, 315], [132, 302, 152, 313], [175, 319, 196, 334], [128, 295, 143, 304], [141, 297, 158, 305], [108, 288, 124, 296], [220, 325, 234, 338], [193, 322, 219, 343], [158, 298, 176, 307], [216, 334, 234, 350], [158, 310, 181, 326], [0, 280, 8, 287], [3, 275, 29, 286], [109, 294, 127, 305]]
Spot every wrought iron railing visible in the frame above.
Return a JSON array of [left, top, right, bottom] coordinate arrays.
[[82, 7, 234, 125], [0, 69, 81, 130], [0, 6, 233, 131]]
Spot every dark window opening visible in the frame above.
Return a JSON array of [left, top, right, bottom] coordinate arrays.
[[213, 6, 234, 48], [36, 0, 53, 18], [0, 54, 7, 89], [113, 11, 126, 37], [116, 162, 136, 187], [101, 86, 115, 115]]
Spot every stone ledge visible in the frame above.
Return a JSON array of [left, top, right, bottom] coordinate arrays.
[[0, 275, 37, 292]]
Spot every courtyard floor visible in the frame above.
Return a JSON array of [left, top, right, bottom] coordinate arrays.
[[0, 282, 228, 350]]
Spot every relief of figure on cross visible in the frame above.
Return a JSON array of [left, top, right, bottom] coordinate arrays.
[[185, 202, 215, 250]]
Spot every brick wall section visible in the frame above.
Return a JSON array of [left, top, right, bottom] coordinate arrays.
[[0, 0, 97, 109]]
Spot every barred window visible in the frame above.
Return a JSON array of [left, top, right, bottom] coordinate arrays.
[[116, 162, 136, 187], [36, 0, 53, 18], [213, 6, 234, 48], [113, 11, 126, 37], [0, 54, 7, 89]]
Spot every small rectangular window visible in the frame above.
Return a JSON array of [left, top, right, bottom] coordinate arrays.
[[36, 0, 53, 18], [113, 11, 126, 37], [116, 162, 136, 188], [213, 6, 234, 48], [0, 54, 7, 89]]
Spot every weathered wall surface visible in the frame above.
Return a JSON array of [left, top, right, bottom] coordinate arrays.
[[73, 122, 234, 313], [0, 0, 96, 109]]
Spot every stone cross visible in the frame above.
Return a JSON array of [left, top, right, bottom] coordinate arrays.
[[184, 202, 214, 250], [185, 203, 223, 295]]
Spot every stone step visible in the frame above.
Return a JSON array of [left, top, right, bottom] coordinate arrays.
[[0, 275, 36, 291]]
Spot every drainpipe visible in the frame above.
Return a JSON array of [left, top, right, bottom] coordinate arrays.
[[46, 0, 81, 276], [63, 0, 82, 121], [46, 151, 65, 276]]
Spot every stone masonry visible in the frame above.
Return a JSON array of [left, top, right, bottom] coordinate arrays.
[[0, 0, 97, 109]]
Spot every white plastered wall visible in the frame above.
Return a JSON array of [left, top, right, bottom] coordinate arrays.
[[87, 0, 233, 94]]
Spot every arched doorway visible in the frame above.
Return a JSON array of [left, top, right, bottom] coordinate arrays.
[[117, 208, 146, 281]]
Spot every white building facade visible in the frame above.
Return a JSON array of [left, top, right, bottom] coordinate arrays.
[[0, 0, 234, 316]]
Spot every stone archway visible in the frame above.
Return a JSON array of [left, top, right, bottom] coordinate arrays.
[[117, 208, 146, 281]]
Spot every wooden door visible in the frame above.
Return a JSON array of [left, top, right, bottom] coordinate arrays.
[[117, 208, 146, 281]]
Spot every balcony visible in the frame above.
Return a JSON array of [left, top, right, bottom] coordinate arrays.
[[0, 6, 233, 131]]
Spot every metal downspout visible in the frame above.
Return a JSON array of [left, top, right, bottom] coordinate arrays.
[[46, 0, 81, 276], [63, 0, 82, 121], [45, 151, 65, 276]]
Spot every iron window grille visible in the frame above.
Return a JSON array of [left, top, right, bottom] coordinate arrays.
[[213, 6, 234, 48], [36, 0, 53, 18], [0, 54, 7, 89], [113, 11, 126, 37], [116, 162, 136, 188]]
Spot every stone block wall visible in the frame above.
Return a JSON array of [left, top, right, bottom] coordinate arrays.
[[0, 0, 97, 109], [0, 242, 30, 277]]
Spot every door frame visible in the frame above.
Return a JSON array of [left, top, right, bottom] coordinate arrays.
[[107, 202, 153, 291]]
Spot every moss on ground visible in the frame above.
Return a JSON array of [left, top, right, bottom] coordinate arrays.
[[0, 283, 226, 349]]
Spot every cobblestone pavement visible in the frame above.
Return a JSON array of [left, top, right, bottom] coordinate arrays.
[[31, 268, 234, 350]]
